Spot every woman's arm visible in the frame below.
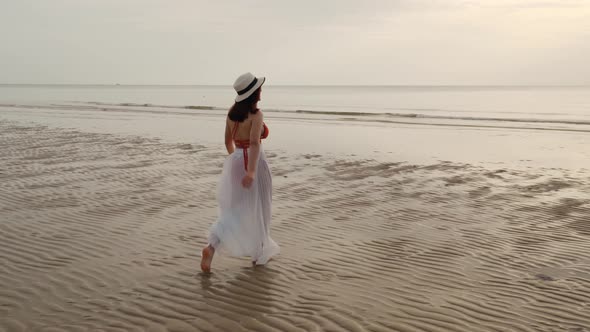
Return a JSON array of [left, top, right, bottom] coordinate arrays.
[[224, 119, 235, 155], [242, 112, 263, 188]]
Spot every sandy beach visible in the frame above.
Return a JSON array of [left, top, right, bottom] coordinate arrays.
[[1, 113, 590, 331]]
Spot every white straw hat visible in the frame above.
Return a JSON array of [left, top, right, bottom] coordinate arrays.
[[233, 72, 265, 102]]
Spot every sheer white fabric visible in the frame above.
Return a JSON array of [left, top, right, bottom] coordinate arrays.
[[208, 147, 280, 264]]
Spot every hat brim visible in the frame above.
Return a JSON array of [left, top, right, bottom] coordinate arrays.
[[235, 77, 265, 102]]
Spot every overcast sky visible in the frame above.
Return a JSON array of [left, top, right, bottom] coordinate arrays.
[[1, 0, 589, 85]]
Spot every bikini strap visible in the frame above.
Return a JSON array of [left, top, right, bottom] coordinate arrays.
[[231, 121, 249, 170]]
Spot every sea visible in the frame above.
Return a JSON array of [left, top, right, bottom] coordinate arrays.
[[1, 84, 589, 130], [1, 84, 589, 167]]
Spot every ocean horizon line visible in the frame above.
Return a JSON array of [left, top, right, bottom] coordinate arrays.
[[1, 83, 589, 88]]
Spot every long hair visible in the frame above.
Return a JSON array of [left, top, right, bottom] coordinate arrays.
[[228, 88, 260, 122]]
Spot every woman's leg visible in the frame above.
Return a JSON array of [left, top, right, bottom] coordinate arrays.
[[201, 235, 219, 272]]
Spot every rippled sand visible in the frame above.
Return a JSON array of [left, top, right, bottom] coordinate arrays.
[[1, 120, 590, 331]]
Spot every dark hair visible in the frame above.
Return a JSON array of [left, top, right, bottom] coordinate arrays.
[[228, 88, 260, 122]]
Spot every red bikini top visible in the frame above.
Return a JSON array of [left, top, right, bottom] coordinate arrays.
[[261, 123, 269, 139], [231, 122, 269, 146], [231, 121, 269, 171]]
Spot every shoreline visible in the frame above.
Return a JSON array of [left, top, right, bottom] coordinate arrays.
[[1, 103, 589, 171]]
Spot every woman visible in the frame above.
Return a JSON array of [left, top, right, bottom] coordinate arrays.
[[200, 72, 280, 273]]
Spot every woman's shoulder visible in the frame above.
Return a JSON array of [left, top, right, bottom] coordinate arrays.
[[252, 110, 263, 119]]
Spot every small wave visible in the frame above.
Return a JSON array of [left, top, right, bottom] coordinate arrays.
[[184, 105, 216, 110], [3, 102, 590, 133], [83, 101, 224, 111], [71, 102, 590, 126], [295, 109, 590, 126]]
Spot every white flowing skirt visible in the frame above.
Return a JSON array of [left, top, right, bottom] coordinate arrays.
[[208, 147, 280, 265]]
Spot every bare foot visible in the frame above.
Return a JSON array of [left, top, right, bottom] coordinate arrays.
[[200, 246, 214, 273]]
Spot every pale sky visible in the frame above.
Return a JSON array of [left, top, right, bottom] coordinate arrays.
[[1, 0, 589, 85]]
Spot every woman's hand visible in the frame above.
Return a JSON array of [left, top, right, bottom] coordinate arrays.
[[242, 173, 255, 188]]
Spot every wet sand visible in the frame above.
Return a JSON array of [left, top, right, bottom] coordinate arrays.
[[1, 120, 590, 331]]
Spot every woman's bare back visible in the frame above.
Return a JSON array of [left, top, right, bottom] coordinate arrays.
[[228, 117, 254, 141]]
